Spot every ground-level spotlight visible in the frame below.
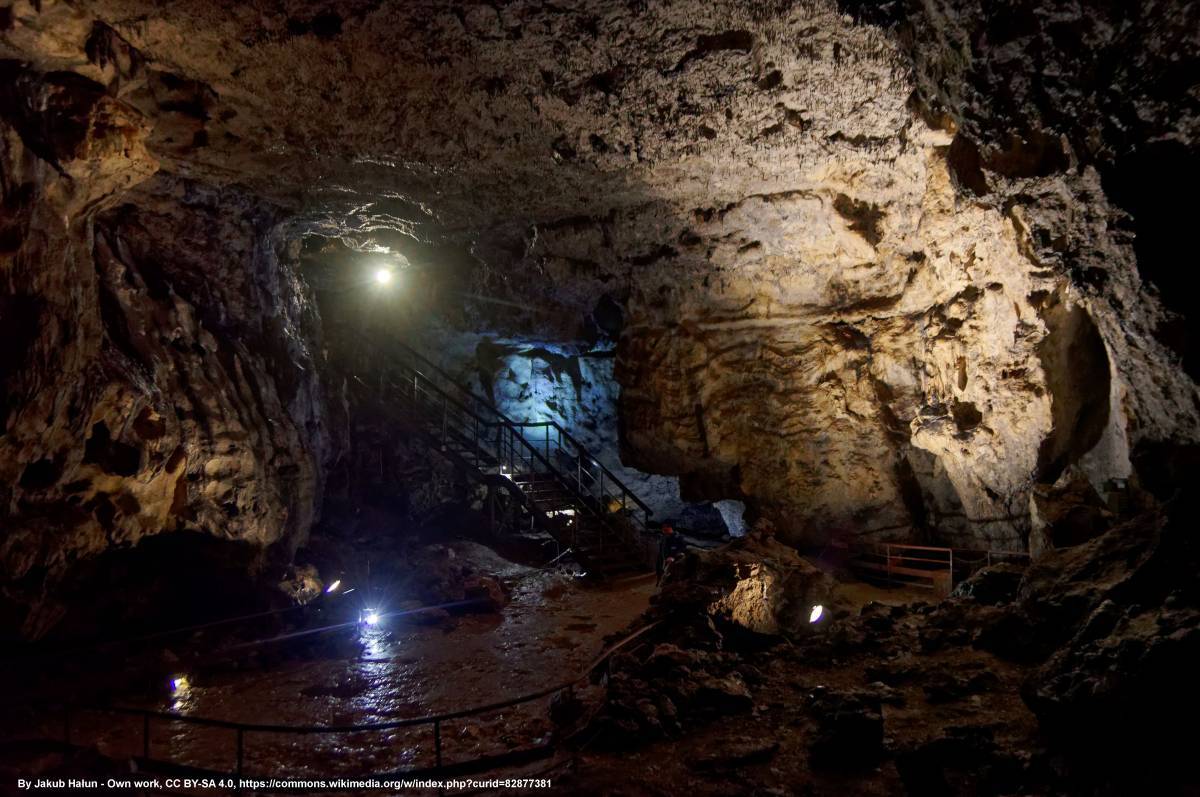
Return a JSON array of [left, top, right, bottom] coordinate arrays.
[[170, 675, 190, 693], [373, 268, 393, 286], [325, 579, 341, 594], [809, 604, 825, 624], [362, 609, 380, 626]]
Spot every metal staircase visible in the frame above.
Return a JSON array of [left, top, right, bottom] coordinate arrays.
[[352, 343, 656, 577]]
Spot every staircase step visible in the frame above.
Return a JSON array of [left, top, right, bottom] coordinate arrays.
[[520, 475, 566, 484], [386, 353, 653, 577]]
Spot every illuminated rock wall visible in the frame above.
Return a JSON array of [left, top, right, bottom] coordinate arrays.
[[2, 0, 1197, 621], [0, 64, 336, 635]]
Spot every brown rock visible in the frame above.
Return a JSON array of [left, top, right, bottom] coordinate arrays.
[[660, 534, 834, 637], [687, 737, 779, 771]]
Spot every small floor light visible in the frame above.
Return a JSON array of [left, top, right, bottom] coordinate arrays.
[[809, 604, 825, 624], [363, 610, 380, 626], [374, 268, 393, 286]]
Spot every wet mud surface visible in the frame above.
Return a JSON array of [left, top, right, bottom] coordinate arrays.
[[5, 541, 654, 782]]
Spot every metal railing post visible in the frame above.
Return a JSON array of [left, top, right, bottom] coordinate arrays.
[[58, 616, 667, 788], [236, 728, 245, 780], [382, 345, 654, 575]]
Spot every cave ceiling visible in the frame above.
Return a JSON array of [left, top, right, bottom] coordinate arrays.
[[5, 2, 916, 246], [2, 0, 1199, 567]]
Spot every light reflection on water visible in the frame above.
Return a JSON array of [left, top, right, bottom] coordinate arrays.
[[73, 558, 653, 778]]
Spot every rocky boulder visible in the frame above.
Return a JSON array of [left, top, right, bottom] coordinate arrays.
[[1017, 503, 1200, 783], [951, 562, 1026, 605], [657, 532, 834, 638], [408, 544, 510, 613], [807, 687, 885, 771], [1028, 468, 1113, 555]]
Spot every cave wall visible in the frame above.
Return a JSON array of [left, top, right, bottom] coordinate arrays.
[[499, 1, 1200, 549], [3, 0, 1198, 573], [0, 63, 335, 636], [605, 127, 1066, 549]]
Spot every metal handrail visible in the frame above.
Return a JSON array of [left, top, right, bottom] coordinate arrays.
[[369, 370, 563, 487], [854, 541, 1031, 590], [387, 342, 652, 525], [57, 618, 665, 780], [376, 345, 655, 548], [364, 358, 648, 559], [508, 421, 653, 518]]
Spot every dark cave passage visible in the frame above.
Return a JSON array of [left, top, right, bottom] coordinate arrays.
[[1102, 139, 1200, 381]]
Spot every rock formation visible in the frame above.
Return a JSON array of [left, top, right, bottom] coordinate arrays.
[[0, 58, 335, 636], [3, 0, 1199, 634]]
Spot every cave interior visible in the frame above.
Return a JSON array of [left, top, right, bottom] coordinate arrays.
[[1, 1, 1199, 794]]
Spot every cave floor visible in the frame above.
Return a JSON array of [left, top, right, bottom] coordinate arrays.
[[564, 612, 1041, 796], [3, 547, 1042, 794], [9, 541, 655, 784]]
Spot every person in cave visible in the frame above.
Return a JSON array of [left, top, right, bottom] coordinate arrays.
[[656, 524, 687, 585]]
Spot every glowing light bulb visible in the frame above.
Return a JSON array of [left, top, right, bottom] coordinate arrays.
[[374, 268, 393, 285], [325, 579, 341, 594], [364, 610, 380, 626], [170, 675, 190, 693], [809, 604, 824, 624]]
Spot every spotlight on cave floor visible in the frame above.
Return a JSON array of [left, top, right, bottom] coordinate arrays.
[[362, 609, 381, 626], [809, 604, 825, 624], [373, 268, 394, 286], [325, 579, 341, 594], [170, 675, 190, 694]]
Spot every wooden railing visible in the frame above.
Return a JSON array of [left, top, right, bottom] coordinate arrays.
[[851, 542, 1029, 594]]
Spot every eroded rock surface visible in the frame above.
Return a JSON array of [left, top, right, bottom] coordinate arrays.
[[564, 503, 1198, 793], [0, 61, 336, 636], [3, 0, 1199, 634], [658, 531, 835, 637]]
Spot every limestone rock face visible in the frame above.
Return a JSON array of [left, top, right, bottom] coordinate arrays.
[[0, 62, 336, 635], [1012, 505, 1200, 766], [659, 533, 835, 637], [2, 0, 1198, 626]]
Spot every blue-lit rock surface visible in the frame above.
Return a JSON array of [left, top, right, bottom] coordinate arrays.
[[409, 325, 729, 535]]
